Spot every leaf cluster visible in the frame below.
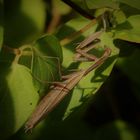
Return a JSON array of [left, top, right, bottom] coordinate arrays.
[[0, 0, 140, 139]]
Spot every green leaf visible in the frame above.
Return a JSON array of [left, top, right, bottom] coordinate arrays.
[[34, 35, 63, 62], [56, 17, 119, 118], [0, 62, 39, 139], [4, 0, 46, 47], [0, 0, 3, 50], [70, 0, 140, 10], [119, 4, 140, 17], [85, 0, 119, 9], [53, 0, 71, 15], [118, 0, 140, 10], [112, 10, 127, 24], [114, 15, 140, 43], [31, 35, 63, 95]]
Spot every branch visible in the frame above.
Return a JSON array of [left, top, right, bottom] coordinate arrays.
[[61, 0, 94, 19]]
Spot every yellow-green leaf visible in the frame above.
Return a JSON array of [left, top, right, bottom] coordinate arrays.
[[114, 15, 140, 43], [0, 63, 39, 139]]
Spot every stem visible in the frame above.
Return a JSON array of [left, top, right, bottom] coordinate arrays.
[[3, 45, 21, 55], [61, 0, 94, 19], [47, 1, 61, 33]]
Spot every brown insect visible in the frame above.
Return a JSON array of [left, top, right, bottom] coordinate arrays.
[[25, 30, 111, 132]]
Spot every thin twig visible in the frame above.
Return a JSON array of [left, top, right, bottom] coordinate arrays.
[[3, 45, 21, 55], [47, 1, 61, 34]]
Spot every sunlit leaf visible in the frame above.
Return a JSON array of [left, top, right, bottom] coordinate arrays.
[[0, 62, 39, 139], [112, 10, 126, 24], [114, 15, 140, 43]]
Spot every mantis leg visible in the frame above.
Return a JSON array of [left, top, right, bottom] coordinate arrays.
[[74, 42, 99, 62]]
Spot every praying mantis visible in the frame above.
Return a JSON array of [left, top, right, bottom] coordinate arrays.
[[25, 29, 111, 132]]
